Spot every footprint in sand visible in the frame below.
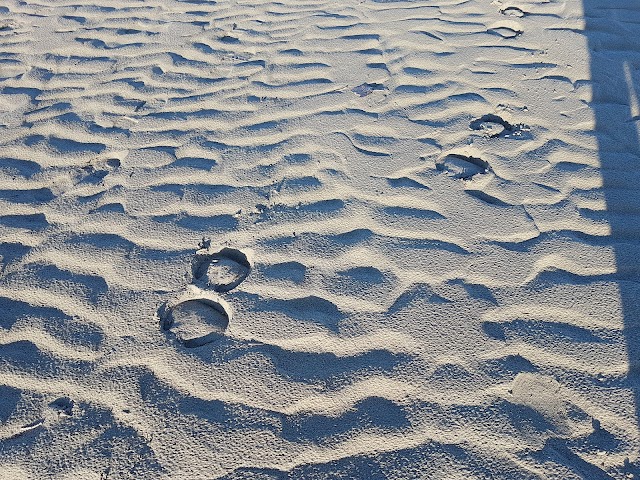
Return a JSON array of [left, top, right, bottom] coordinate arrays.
[[351, 83, 385, 97], [49, 397, 74, 418], [191, 247, 251, 292], [436, 153, 490, 180], [488, 21, 523, 38], [500, 6, 526, 18], [470, 114, 532, 139], [159, 247, 250, 348], [0, 20, 21, 33], [470, 114, 514, 138], [159, 293, 231, 348]]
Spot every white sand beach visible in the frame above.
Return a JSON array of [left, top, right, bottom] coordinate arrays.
[[0, 0, 639, 478]]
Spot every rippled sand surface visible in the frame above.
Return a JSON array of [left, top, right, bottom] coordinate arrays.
[[0, 0, 639, 478]]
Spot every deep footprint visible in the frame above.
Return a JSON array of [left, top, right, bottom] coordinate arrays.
[[160, 297, 230, 348], [436, 153, 490, 179], [192, 247, 251, 292]]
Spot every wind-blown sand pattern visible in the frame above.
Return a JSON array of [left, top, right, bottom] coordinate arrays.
[[0, 0, 639, 478]]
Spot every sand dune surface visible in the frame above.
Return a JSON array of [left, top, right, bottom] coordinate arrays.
[[0, 0, 639, 478]]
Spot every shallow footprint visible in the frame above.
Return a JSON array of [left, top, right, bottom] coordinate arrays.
[[160, 294, 230, 348], [192, 247, 251, 293]]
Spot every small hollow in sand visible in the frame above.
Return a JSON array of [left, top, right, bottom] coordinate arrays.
[[192, 247, 251, 293], [161, 298, 230, 348]]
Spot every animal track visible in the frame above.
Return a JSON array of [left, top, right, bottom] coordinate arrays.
[[436, 153, 490, 180], [470, 114, 513, 138], [351, 83, 385, 97], [488, 21, 523, 38], [500, 6, 526, 18], [158, 248, 249, 347], [470, 114, 532, 139], [191, 247, 251, 292], [0, 22, 14, 32], [159, 294, 230, 348], [49, 397, 74, 417]]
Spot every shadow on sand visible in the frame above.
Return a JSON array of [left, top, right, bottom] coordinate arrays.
[[584, 0, 640, 440]]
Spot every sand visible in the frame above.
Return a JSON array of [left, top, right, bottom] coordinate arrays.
[[0, 0, 639, 478]]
